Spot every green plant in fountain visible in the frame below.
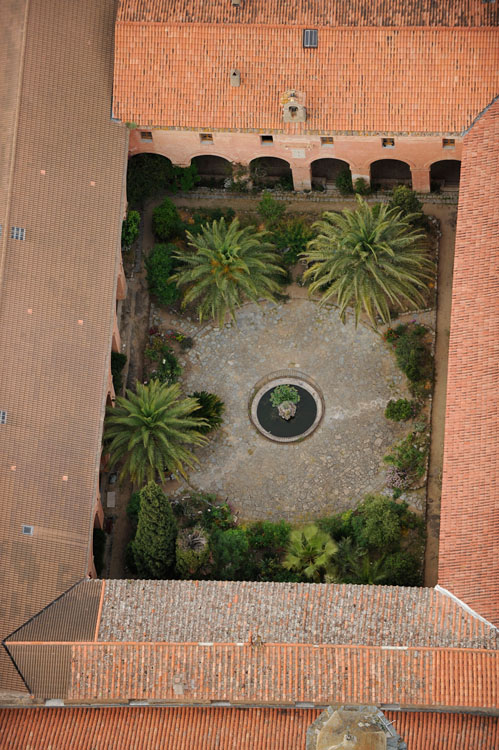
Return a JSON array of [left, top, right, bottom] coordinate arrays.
[[282, 524, 338, 582], [104, 380, 208, 485], [270, 384, 300, 407], [172, 217, 286, 326], [301, 196, 434, 327]]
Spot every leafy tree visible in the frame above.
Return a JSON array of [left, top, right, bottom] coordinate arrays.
[[146, 243, 181, 305], [210, 528, 250, 580], [335, 168, 353, 195], [350, 494, 404, 549], [302, 196, 433, 327], [270, 217, 314, 265], [121, 210, 140, 250], [388, 186, 427, 229], [190, 391, 225, 434], [282, 524, 338, 582], [152, 197, 182, 241], [257, 192, 286, 227], [132, 482, 178, 578], [104, 380, 208, 485], [172, 218, 286, 326], [126, 154, 175, 208]]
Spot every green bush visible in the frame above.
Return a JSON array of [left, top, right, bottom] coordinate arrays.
[[201, 502, 235, 532], [176, 544, 210, 579], [121, 210, 140, 250], [350, 494, 404, 549], [353, 177, 370, 195], [383, 551, 422, 586], [271, 218, 314, 265], [126, 491, 141, 525], [145, 244, 181, 306], [210, 528, 250, 580], [257, 192, 286, 227], [189, 207, 236, 236], [190, 391, 225, 434], [111, 351, 127, 393], [318, 510, 354, 541], [152, 198, 182, 241], [385, 398, 417, 421], [126, 154, 176, 208], [245, 520, 291, 551], [388, 186, 427, 229], [145, 337, 182, 385], [385, 323, 433, 387], [335, 169, 353, 195], [132, 482, 178, 578], [384, 430, 428, 483], [93, 528, 106, 576]]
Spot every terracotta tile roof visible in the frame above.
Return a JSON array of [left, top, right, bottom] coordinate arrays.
[[118, 0, 499, 27], [3, 641, 495, 708], [113, 24, 499, 134], [438, 98, 499, 627], [0, 706, 498, 750], [95, 580, 498, 649], [0, 0, 127, 692]]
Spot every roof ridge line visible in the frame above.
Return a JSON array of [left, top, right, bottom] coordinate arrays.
[[116, 20, 498, 31], [435, 585, 499, 631]]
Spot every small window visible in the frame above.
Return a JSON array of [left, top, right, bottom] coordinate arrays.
[[260, 135, 273, 144], [382, 138, 395, 148], [22, 525, 34, 536], [10, 226, 25, 240], [443, 138, 455, 149], [0, 410, 6, 424], [140, 131, 153, 141], [303, 29, 318, 48], [321, 137, 334, 147], [200, 133, 213, 142]]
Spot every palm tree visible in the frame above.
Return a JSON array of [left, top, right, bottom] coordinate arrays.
[[282, 524, 338, 582], [302, 196, 433, 327], [343, 550, 390, 585], [172, 218, 286, 326], [104, 380, 208, 485]]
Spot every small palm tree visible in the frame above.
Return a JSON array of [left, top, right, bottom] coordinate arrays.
[[302, 196, 433, 327], [172, 218, 286, 326], [344, 551, 390, 585], [104, 380, 208, 485], [283, 524, 338, 582]]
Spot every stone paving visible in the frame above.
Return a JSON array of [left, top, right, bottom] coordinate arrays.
[[179, 298, 409, 522]]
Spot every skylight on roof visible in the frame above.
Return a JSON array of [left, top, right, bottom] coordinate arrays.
[[0, 410, 7, 424], [22, 525, 34, 536], [10, 226, 25, 240], [303, 29, 318, 48]]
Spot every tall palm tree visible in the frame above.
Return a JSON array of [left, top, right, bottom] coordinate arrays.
[[302, 196, 433, 327], [172, 218, 286, 326], [282, 524, 338, 582], [104, 380, 208, 485]]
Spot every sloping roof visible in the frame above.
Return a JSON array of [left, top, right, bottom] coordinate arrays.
[[118, 0, 499, 27], [4, 580, 497, 706], [438, 98, 499, 627], [113, 18, 499, 134], [0, 707, 498, 750], [0, 0, 127, 692]]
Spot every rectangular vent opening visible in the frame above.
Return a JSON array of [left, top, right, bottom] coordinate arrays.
[[140, 131, 153, 141], [0, 410, 6, 424], [22, 525, 34, 536], [303, 29, 318, 48], [10, 226, 25, 240], [382, 138, 395, 148], [260, 135, 274, 144], [200, 133, 213, 142], [320, 137, 334, 146]]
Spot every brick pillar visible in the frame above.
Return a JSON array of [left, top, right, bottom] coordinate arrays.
[[411, 168, 430, 193], [291, 163, 312, 191]]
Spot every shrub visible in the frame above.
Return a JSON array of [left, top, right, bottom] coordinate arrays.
[[173, 164, 200, 192], [383, 551, 422, 586], [179, 336, 194, 351], [152, 198, 182, 241], [145, 244, 181, 306], [271, 218, 314, 265], [384, 323, 433, 387], [93, 528, 106, 576], [126, 154, 176, 208], [335, 169, 353, 195], [384, 430, 429, 484], [126, 491, 141, 525], [132, 482, 178, 578], [171, 492, 218, 527], [210, 528, 250, 580], [245, 520, 291, 551], [257, 192, 286, 227], [189, 207, 236, 236], [388, 186, 427, 229], [318, 510, 354, 541], [350, 494, 404, 549], [111, 351, 127, 393], [385, 398, 417, 421], [353, 177, 370, 195], [201, 502, 235, 532], [190, 391, 225, 434], [176, 525, 210, 578], [121, 210, 140, 250], [270, 384, 300, 407], [145, 339, 182, 385]]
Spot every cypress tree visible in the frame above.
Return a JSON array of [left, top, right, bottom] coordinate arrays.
[[132, 481, 178, 578]]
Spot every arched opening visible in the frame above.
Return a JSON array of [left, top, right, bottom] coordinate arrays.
[[430, 160, 461, 191], [250, 157, 293, 190], [311, 159, 351, 189], [126, 153, 175, 208], [370, 160, 412, 189], [191, 155, 232, 187]]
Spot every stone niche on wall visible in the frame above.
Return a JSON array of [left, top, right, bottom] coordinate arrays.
[[283, 90, 307, 123]]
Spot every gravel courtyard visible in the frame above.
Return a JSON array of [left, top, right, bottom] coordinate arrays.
[[181, 298, 408, 522]]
